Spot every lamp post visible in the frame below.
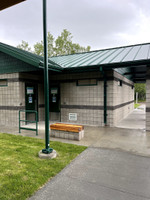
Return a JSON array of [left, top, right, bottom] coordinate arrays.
[[42, 0, 53, 154]]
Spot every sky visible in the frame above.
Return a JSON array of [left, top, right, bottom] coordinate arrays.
[[0, 0, 150, 51]]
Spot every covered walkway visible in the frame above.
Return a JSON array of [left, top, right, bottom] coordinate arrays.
[[116, 104, 146, 130]]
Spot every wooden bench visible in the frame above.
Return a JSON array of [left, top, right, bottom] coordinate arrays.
[[50, 123, 84, 141]]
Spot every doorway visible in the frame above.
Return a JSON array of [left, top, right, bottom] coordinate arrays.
[[49, 86, 60, 121], [25, 83, 38, 121]]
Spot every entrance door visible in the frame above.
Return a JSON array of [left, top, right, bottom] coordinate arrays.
[[25, 83, 38, 121], [49, 86, 60, 112]]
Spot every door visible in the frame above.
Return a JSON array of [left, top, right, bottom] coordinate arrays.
[[49, 86, 60, 112], [25, 83, 38, 121]]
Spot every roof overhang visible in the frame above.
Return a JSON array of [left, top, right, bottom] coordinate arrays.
[[0, 0, 26, 11]]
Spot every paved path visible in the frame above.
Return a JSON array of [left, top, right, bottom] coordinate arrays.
[[116, 104, 146, 129], [1, 104, 150, 199], [1, 105, 150, 157], [29, 148, 150, 200]]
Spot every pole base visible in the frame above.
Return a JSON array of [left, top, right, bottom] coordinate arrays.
[[39, 149, 57, 159], [42, 148, 53, 154]]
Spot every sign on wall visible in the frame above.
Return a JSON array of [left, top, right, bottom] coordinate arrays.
[[27, 87, 34, 94], [51, 88, 58, 94], [69, 113, 77, 121]]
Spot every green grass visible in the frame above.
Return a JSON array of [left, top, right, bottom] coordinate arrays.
[[0, 133, 87, 200], [137, 100, 146, 103], [134, 103, 140, 109]]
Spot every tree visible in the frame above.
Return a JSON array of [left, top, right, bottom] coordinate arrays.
[[17, 40, 32, 52], [134, 83, 146, 101], [54, 29, 73, 55], [54, 29, 90, 56], [34, 32, 55, 57], [17, 29, 91, 57]]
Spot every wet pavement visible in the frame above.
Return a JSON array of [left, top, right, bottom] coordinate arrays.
[[29, 148, 150, 200], [0, 104, 149, 157], [116, 104, 146, 130], [1, 105, 150, 200], [0, 121, 150, 157]]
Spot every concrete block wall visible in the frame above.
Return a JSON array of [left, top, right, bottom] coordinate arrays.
[[111, 71, 134, 126], [61, 82, 103, 106], [0, 73, 24, 127], [51, 71, 106, 126], [0, 70, 134, 128], [146, 68, 150, 131], [19, 72, 45, 122], [19, 72, 60, 122], [60, 81, 104, 126], [110, 103, 134, 126], [51, 70, 134, 127]]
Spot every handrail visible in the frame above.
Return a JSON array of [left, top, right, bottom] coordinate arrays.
[[19, 110, 38, 135]]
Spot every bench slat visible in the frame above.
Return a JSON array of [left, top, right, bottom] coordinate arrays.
[[50, 123, 84, 133]]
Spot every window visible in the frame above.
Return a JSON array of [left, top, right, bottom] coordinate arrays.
[[77, 79, 97, 86], [118, 80, 122, 86], [0, 79, 7, 87]]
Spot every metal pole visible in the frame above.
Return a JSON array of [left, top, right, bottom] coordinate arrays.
[[42, 0, 53, 154]]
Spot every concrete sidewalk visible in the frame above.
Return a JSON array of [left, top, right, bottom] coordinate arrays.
[[1, 125, 150, 157], [1, 105, 150, 200], [116, 104, 146, 129], [29, 148, 150, 200]]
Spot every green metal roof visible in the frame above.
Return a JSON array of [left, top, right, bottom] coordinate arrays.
[[0, 42, 62, 72], [50, 43, 150, 69], [0, 42, 148, 82]]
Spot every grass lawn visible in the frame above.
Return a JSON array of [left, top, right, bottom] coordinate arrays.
[[0, 133, 87, 200], [134, 103, 140, 109]]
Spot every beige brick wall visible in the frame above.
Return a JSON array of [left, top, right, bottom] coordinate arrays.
[[19, 73, 60, 122], [51, 71, 103, 126], [52, 70, 134, 127], [146, 76, 150, 131], [61, 82, 103, 106], [60, 81, 104, 126], [19, 73, 45, 122], [109, 103, 134, 126], [0, 70, 134, 128], [0, 73, 22, 127], [110, 71, 134, 126], [0, 72, 45, 127]]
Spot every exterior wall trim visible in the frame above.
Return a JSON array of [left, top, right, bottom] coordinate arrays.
[[61, 100, 134, 111], [6, 74, 134, 87], [0, 106, 25, 110], [7, 78, 43, 84]]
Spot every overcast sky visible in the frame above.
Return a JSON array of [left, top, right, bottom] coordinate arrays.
[[0, 0, 150, 50]]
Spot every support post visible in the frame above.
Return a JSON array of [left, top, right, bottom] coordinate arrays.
[[100, 67, 107, 125], [42, 0, 53, 154], [104, 73, 107, 124]]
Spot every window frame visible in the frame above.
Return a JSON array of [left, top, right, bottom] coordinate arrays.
[[76, 79, 97, 86], [0, 79, 8, 87]]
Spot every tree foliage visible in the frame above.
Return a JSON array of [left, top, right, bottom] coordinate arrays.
[[134, 83, 146, 101], [17, 40, 32, 52], [17, 29, 91, 57], [54, 29, 90, 56]]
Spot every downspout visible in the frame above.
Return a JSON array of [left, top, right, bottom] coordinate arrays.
[[100, 67, 107, 125]]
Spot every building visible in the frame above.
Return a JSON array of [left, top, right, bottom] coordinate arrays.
[[0, 42, 148, 129]]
